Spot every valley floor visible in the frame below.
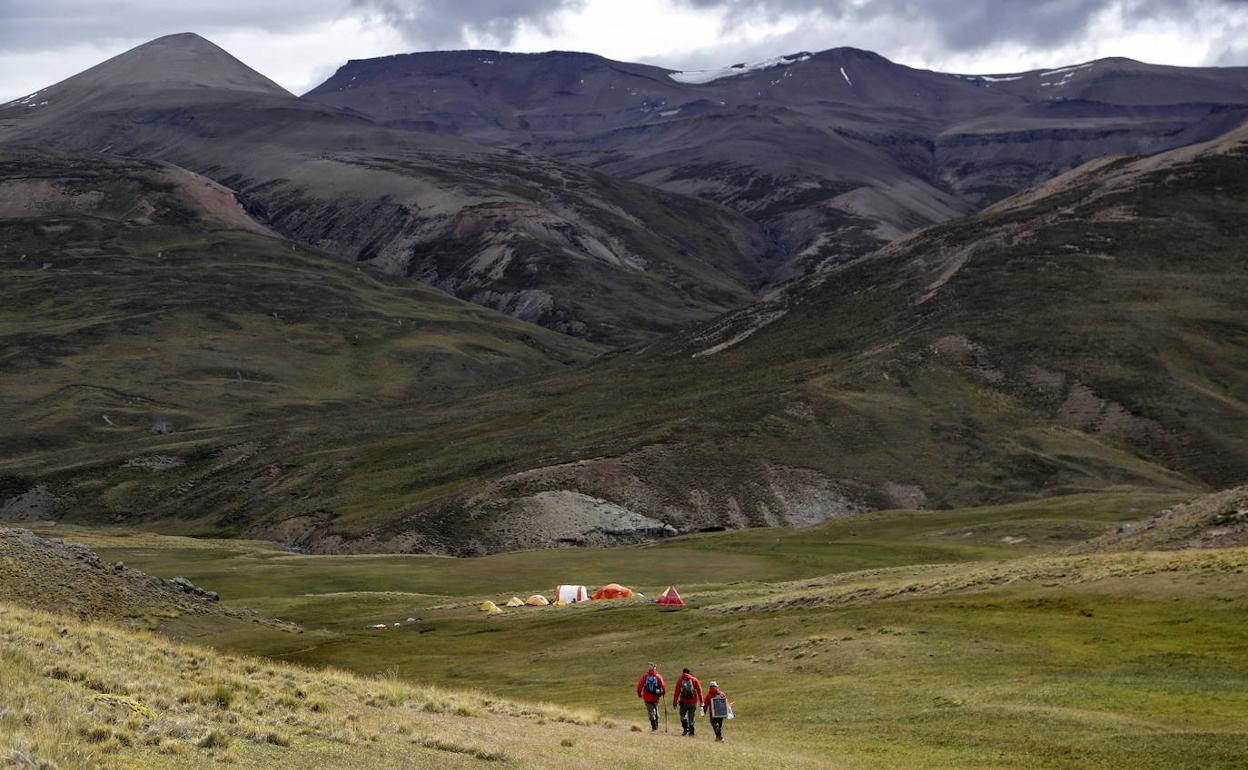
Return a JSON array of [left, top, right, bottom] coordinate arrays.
[[4, 491, 1243, 768], [9, 490, 1246, 769]]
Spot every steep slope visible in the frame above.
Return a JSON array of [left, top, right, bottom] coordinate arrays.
[[307, 47, 1248, 284], [9, 121, 1246, 553], [0, 146, 601, 482], [0, 34, 768, 346]]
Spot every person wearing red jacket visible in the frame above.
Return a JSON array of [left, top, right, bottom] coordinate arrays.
[[635, 663, 666, 732], [672, 668, 703, 736], [702, 681, 730, 742]]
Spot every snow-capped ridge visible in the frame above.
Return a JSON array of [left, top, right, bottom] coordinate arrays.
[[668, 52, 813, 85]]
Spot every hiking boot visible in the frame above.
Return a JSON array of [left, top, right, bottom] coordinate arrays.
[[715, 736, 724, 742]]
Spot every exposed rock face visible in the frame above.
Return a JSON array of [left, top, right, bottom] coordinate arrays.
[[481, 491, 678, 549], [0, 485, 60, 522]]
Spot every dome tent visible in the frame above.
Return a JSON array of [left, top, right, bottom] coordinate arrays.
[[556, 585, 589, 603], [505, 597, 525, 607], [590, 583, 634, 600], [525, 594, 550, 606], [479, 601, 502, 614], [656, 586, 685, 606]]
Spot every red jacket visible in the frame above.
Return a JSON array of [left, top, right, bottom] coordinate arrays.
[[672, 673, 703, 707], [636, 669, 666, 703], [703, 686, 729, 715]]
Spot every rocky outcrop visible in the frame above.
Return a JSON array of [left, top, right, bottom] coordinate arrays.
[[1078, 486, 1248, 552], [0, 529, 269, 624]]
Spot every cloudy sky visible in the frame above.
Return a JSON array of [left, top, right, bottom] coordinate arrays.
[[3, 0, 1247, 101]]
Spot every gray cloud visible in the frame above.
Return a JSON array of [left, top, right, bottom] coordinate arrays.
[[0, 0, 582, 54], [353, 0, 585, 48], [679, 0, 1248, 55], [0, 0, 350, 52]]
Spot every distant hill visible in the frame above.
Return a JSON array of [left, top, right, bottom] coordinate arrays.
[[0, 146, 601, 477], [306, 47, 1248, 285], [0, 34, 768, 346], [9, 117, 1245, 554]]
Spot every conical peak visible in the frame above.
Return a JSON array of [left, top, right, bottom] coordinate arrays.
[[55, 32, 291, 97]]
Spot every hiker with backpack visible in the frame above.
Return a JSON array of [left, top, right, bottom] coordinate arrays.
[[672, 668, 703, 736], [635, 663, 666, 732], [702, 680, 731, 742]]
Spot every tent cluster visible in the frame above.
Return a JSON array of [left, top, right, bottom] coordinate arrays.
[[476, 584, 687, 613]]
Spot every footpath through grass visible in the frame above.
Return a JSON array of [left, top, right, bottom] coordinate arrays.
[[41, 491, 1248, 769]]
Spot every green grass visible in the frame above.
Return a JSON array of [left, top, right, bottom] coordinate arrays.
[[53, 491, 1185, 602], [24, 493, 1248, 769]]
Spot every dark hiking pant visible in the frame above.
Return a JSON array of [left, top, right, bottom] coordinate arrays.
[[710, 717, 724, 740], [679, 703, 697, 734], [645, 701, 659, 730]]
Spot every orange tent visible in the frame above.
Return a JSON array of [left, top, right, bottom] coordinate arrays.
[[590, 583, 634, 600], [656, 586, 685, 606]]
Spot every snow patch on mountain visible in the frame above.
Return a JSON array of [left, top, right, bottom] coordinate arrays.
[[970, 74, 1025, 83], [669, 53, 812, 84], [1041, 62, 1094, 77]]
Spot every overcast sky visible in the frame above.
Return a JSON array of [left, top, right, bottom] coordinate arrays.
[[4, 0, 1248, 101]]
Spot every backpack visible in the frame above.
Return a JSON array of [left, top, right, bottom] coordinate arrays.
[[643, 674, 663, 696], [680, 677, 696, 700]]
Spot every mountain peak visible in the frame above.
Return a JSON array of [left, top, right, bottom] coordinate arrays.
[[35, 32, 290, 100]]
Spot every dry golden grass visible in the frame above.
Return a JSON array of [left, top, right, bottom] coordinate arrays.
[[0, 603, 824, 769], [708, 546, 1248, 612]]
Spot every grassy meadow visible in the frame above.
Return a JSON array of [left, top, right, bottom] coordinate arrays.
[[27, 491, 1248, 769]]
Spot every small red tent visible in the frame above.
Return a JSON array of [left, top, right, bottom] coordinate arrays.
[[590, 583, 634, 600], [656, 586, 685, 606]]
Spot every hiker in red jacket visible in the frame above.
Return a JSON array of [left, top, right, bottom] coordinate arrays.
[[635, 663, 666, 732], [672, 668, 703, 736], [702, 681, 730, 742]]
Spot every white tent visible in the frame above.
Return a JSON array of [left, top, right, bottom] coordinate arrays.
[[556, 585, 589, 603]]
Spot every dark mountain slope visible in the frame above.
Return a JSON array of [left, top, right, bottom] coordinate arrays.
[[0, 34, 768, 346], [0, 146, 601, 484], [9, 121, 1246, 553], [307, 47, 1248, 284]]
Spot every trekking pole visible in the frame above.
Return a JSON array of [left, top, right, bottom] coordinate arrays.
[[663, 701, 669, 734]]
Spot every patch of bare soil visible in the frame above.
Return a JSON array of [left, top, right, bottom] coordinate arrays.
[[0, 484, 61, 522]]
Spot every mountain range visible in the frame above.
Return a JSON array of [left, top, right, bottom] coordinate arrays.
[[307, 46, 1248, 282], [1, 33, 1245, 553]]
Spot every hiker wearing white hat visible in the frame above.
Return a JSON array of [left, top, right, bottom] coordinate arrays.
[[702, 680, 732, 742]]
